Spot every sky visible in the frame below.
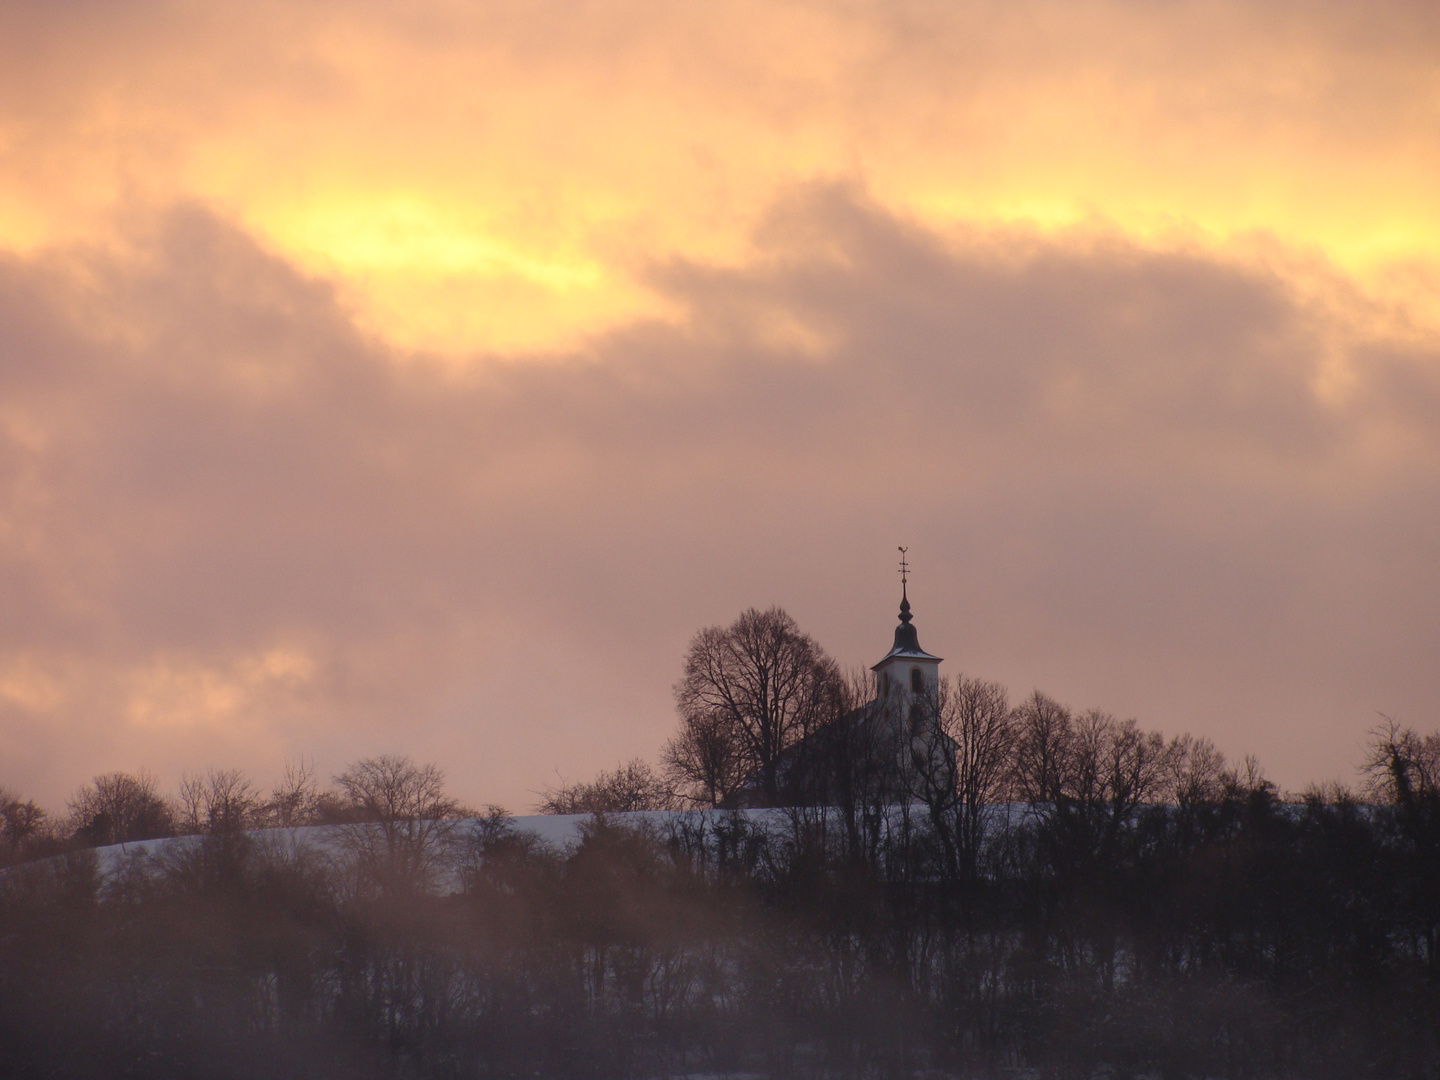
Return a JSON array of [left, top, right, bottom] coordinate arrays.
[[1, 0, 1437, 812]]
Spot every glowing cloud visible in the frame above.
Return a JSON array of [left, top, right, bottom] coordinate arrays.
[[1, 0, 1438, 353], [0, 1, 1437, 811]]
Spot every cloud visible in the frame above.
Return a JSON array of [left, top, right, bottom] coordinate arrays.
[[0, 187, 1435, 809], [1, 0, 1439, 352]]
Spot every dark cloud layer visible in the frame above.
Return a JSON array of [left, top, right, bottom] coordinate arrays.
[[1, 188, 1436, 808]]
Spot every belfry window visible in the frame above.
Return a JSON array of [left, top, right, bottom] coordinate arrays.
[[910, 667, 924, 695]]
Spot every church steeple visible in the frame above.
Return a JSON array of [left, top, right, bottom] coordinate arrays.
[[891, 557, 925, 654], [872, 547, 942, 675]]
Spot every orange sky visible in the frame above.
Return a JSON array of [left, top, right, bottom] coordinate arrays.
[[0, 0, 1437, 811], [4, 0, 1439, 353]]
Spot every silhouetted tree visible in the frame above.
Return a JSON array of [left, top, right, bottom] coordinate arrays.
[[1165, 732, 1228, 805], [538, 758, 679, 814], [2, 724, 1439, 1079], [662, 709, 747, 807], [178, 768, 261, 834], [913, 675, 1014, 882], [1364, 716, 1440, 808], [1363, 717, 1440, 978], [263, 757, 324, 827], [10, 656, 1440, 1080], [0, 789, 54, 867], [673, 607, 844, 805], [333, 754, 464, 894], [809, 667, 899, 867], [1010, 690, 1074, 804], [66, 770, 174, 846]]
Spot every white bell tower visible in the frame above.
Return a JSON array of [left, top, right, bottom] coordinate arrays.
[[870, 548, 942, 728]]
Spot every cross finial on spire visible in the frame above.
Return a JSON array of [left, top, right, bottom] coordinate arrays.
[[897, 547, 912, 624]]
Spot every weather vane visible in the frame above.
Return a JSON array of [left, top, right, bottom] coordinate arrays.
[[898, 546, 909, 586]]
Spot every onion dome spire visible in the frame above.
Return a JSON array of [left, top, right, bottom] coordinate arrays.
[[890, 547, 924, 653], [872, 545, 943, 671]]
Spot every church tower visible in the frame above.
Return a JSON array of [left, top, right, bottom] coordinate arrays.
[[871, 549, 942, 729]]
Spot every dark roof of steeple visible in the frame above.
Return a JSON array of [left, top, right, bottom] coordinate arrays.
[[871, 581, 943, 669]]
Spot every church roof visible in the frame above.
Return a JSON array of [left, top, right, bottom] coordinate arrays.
[[871, 585, 943, 669]]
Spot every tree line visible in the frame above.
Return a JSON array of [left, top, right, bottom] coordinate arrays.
[[0, 754, 473, 871], [1, 728, 1437, 1079], [1, 606, 1437, 1078], [546, 609, 1291, 842]]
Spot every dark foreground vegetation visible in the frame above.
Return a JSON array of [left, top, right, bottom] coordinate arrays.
[[1, 719, 1438, 1080], [2, 606, 1437, 1078]]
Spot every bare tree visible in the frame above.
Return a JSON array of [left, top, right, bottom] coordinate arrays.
[[674, 607, 844, 804], [333, 755, 463, 894], [1026, 706, 1171, 829], [1363, 716, 1440, 807], [1361, 718, 1440, 977], [1362, 717, 1440, 848], [1010, 691, 1075, 804], [1088, 712, 1170, 823], [662, 709, 746, 807], [204, 768, 258, 833], [1164, 733, 1228, 806], [0, 788, 43, 844], [265, 757, 323, 827], [812, 666, 899, 863], [178, 768, 260, 835], [67, 770, 175, 846], [177, 774, 205, 833], [0, 789, 50, 866], [537, 758, 678, 814], [914, 675, 1014, 881], [1010, 695, 1181, 880], [1226, 753, 1277, 802]]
